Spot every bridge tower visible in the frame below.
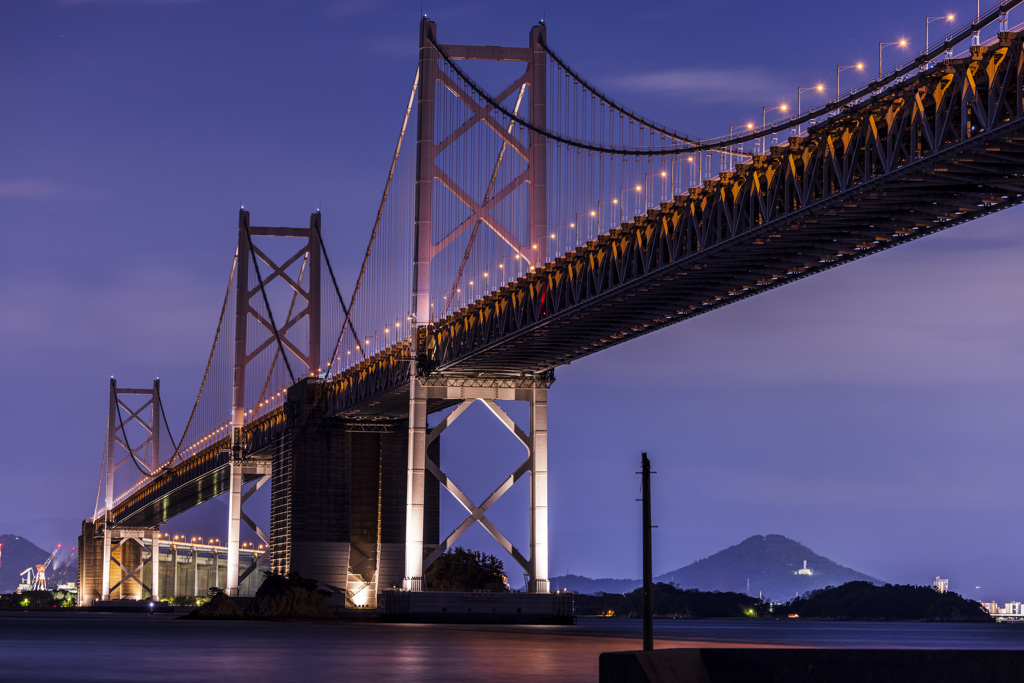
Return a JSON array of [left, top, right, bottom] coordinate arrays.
[[405, 19, 551, 594], [226, 209, 322, 596], [94, 378, 162, 603]]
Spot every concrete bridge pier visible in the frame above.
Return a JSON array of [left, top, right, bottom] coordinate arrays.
[[78, 522, 160, 604], [269, 379, 438, 608]]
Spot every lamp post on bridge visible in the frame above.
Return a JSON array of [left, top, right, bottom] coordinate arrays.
[[669, 156, 694, 194], [728, 123, 754, 168], [878, 38, 907, 78], [926, 14, 955, 55], [761, 104, 787, 155], [836, 63, 864, 98], [796, 85, 823, 135], [638, 170, 668, 211], [972, 0, 981, 46]]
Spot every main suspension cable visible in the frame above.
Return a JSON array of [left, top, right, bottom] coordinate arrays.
[[328, 66, 419, 374], [430, 1, 1024, 156], [540, 39, 696, 145], [167, 252, 237, 467], [314, 216, 363, 376]]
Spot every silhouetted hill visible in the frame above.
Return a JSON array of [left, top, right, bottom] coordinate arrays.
[[777, 581, 991, 621], [576, 583, 765, 618], [659, 535, 880, 601], [550, 574, 639, 595], [0, 535, 50, 593], [551, 535, 881, 601]]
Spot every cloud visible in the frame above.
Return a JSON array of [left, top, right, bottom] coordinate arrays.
[[603, 67, 792, 105], [0, 265, 222, 369], [0, 179, 102, 200], [58, 0, 212, 4]]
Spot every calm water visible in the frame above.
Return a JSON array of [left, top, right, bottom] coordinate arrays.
[[2, 612, 1023, 681]]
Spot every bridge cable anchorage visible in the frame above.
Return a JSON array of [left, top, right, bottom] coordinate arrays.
[[313, 215, 363, 375], [114, 398, 157, 478], [430, 0, 1024, 156], [168, 252, 237, 466], [327, 66, 419, 375], [242, 218, 297, 385]]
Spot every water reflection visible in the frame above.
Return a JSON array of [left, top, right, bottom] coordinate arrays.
[[2, 613, 1022, 682]]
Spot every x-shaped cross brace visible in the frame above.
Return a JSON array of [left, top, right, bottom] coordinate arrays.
[[422, 398, 532, 574]]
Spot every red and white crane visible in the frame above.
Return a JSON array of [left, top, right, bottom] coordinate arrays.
[[19, 544, 61, 592]]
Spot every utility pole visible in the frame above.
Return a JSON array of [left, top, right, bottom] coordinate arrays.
[[640, 452, 654, 651]]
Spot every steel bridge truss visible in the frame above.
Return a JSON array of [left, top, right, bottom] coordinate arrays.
[[101, 526, 160, 602], [226, 458, 272, 595], [426, 32, 1024, 373], [404, 373, 553, 593]]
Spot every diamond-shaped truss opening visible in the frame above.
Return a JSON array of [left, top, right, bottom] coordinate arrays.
[[427, 398, 534, 578]]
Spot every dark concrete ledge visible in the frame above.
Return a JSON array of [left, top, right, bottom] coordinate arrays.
[[379, 590, 575, 624], [599, 648, 1024, 683]]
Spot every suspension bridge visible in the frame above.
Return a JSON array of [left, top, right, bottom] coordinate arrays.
[[80, 3, 1024, 611]]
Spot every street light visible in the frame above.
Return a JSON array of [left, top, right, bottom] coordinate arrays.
[[926, 14, 955, 53], [879, 38, 908, 78], [796, 84, 824, 135], [762, 104, 788, 154], [972, 0, 981, 46], [728, 123, 755, 167], [836, 63, 864, 98], [925, 13, 954, 52]]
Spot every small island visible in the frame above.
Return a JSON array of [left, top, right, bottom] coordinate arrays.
[[575, 581, 992, 622]]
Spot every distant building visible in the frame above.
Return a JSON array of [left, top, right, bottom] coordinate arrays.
[[933, 576, 949, 593], [983, 601, 1024, 617], [795, 560, 813, 576]]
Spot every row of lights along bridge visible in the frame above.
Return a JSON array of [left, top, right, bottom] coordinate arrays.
[[729, 13, 957, 162], [551, 11, 969, 249]]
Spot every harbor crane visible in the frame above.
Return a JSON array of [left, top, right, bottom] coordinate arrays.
[[53, 547, 76, 587], [19, 544, 61, 592]]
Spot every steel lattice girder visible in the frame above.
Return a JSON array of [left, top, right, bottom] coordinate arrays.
[[425, 34, 1024, 373]]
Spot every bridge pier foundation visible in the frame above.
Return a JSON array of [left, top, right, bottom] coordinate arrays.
[[83, 525, 159, 602], [269, 379, 436, 608]]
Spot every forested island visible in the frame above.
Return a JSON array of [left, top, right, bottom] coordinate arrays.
[[575, 581, 992, 622]]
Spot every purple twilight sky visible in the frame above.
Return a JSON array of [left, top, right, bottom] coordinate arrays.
[[2, 0, 1023, 601]]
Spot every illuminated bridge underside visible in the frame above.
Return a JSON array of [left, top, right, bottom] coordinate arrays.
[[428, 35, 1024, 374], [109, 409, 285, 527]]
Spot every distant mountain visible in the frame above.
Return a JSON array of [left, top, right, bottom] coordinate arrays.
[[658, 534, 880, 601], [551, 534, 881, 601], [0, 535, 50, 593]]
